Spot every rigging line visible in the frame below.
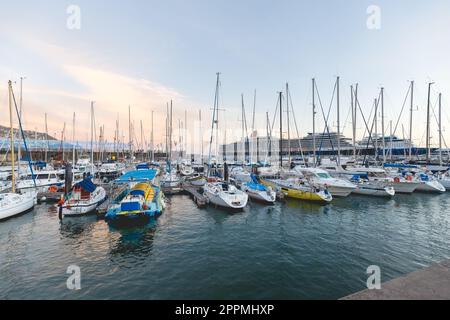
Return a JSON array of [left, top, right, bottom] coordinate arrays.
[[359, 91, 380, 144], [362, 98, 379, 165], [287, 88, 305, 161], [314, 80, 337, 156], [429, 95, 450, 151], [355, 91, 376, 157], [10, 84, 36, 187], [391, 85, 412, 137]]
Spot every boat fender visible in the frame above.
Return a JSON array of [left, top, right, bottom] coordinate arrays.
[[394, 177, 400, 183]]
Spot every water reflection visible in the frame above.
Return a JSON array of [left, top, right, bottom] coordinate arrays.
[[108, 220, 157, 258]]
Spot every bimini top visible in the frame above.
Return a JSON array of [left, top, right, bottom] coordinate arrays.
[[115, 169, 157, 183], [74, 178, 97, 193], [130, 182, 155, 200]]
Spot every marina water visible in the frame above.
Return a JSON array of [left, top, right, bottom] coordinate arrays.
[[1, 193, 449, 299]]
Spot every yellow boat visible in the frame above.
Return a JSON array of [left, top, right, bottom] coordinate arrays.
[[260, 178, 332, 203]]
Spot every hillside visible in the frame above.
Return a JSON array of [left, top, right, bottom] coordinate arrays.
[[0, 125, 57, 141]]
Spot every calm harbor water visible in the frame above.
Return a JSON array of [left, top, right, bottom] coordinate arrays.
[[1, 193, 449, 300]]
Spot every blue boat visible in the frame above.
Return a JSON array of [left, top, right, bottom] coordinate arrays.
[[105, 182, 165, 226]]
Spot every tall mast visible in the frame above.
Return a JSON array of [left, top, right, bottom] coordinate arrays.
[[165, 103, 169, 160], [140, 119, 143, 160], [439, 93, 442, 166], [151, 110, 154, 162], [312, 78, 316, 166], [17, 77, 25, 176], [389, 120, 393, 161], [170, 100, 173, 163], [45, 113, 48, 163], [336, 76, 341, 165], [116, 114, 120, 161], [351, 85, 356, 159], [72, 112, 76, 164], [374, 98, 378, 160], [128, 105, 132, 159], [90, 102, 94, 171], [279, 91, 283, 169], [286, 83, 291, 166], [8, 81, 15, 193], [251, 89, 256, 164], [409, 81, 414, 160], [207, 73, 220, 177], [381, 87, 386, 163], [266, 111, 271, 161], [199, 109, 203, 164], [241, 94, 245, 163], [185, 109, 187, 159], [426, 82, 433, 162]]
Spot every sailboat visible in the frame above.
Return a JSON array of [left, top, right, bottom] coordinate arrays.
[[260, 90, 332, 203], [1, 80, 36, 221], [293, 167, 356, 197], [160, 101, 181, 192], [240, 174, 276, 204], [61, 177, 107, 216], [203, 73, 248, 210]]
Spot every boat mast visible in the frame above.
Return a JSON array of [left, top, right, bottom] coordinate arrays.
[[389, 120, 393, 161], [241, 93, 245, 163], [185, 109, 187, 159], [170, 100, 173, 165], [381, 87, 386, 163], [128, 105, 132, 160], [251, 89, 256, 164], [409, 81, 414, 160], [374, 98, 378, 160], [151, 110, 154, 162], [17, 77, 25, 177], [207, 73, 220, 177], [336, 76, 341, 166], [351, 85, 356, 160], [72, 112, 76, 164], [426, 82, 433, 162], [90, 101, 94, 172], [8, 81, 15, 193], [279, 91, 283, 169], [439, 93, 442, 167], [312, 78, 316, 166], [44, 113, 48, 163], [286, 83, 291, 167], [116, 114, 120, 161], [199, 109, 203, 164]]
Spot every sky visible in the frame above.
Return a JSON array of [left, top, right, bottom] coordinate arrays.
[[1, 0, 450, 151]]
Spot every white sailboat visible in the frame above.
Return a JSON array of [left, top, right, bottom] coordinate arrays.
[[1, 80, 36, 221], [293, 167, 356, 197], [203, 73, 248, 210], [61, 178, 107, 216], [203, 181, 248, 209]]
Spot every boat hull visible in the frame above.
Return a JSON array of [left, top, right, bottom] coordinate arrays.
[[261, 179, 332, 203], [353, 187, 395, 197], [203, 187, 248, 210], [415, 181, 446, 193], [241, 186, 276, 204], [0, 193, 36, 221]]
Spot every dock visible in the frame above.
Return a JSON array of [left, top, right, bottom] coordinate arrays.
[[341, 259, 450, 300], [180, 183, 208, 208], [37, 191, 64, 203]]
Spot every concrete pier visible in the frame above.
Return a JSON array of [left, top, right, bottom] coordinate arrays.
[[342, 259, 450, 300]]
